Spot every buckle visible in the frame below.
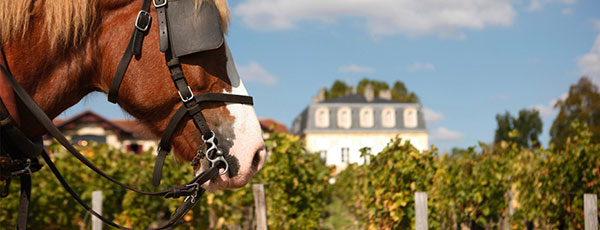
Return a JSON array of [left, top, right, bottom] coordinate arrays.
[[135, 10, 151, 32], [153, 0, 167, 8], [183, 183, 200, 203], [209, 156, 229, 175], [10, 162, 32, 176], [178, 86, 195, 103]]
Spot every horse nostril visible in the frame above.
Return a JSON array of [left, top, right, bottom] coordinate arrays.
[[251, 148, 263, 172]]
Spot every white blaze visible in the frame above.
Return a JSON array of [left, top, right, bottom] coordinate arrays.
[[198, 43, 265, 186]]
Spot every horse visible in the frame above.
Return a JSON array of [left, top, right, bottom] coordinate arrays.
[[0, 0, 266, 195]]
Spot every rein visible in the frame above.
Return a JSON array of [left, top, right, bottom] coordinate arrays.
[[0, 0, 252, 229]]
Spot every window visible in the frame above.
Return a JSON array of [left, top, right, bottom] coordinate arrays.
[[381, 108, 396, 128], [127, 143, 143, 155], [359, 107, 374, 128], [319, 150, 327, 162], [315, 107, 329, 128], [404, 108, 418, 128], [341, 147, 350, 164], [337, 107, 352, 129]]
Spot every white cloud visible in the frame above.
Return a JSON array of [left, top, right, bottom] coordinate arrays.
[[237, 61, 278, 85], [423, 108, 444, 124], [234, 0, 517, 38], [338, 64, 373, 74], [577, 35, 600, 84], [531, 93, 568, 118], [549, 92, 568, 107], [430, 127, 464, 142], [532, 104, 555, 117], [408, 62, 435, 72]]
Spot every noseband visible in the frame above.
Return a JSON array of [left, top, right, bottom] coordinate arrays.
[[0, 0, 252, 229]]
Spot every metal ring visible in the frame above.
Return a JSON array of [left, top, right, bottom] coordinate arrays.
[[135, 10, 151, 32], [153, 0, 167, 8], [209, 156, 229, 175], [178, 86, 195, 103], [201, 130, 216, 142]]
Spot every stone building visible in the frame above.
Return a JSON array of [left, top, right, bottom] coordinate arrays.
[[291, 86, 428, 169]]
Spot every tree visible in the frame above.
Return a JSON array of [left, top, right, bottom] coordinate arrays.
[[550, 77, 600, 149], [391, 81, 420, 103], [494, 109, 542, 148], [357, 78, 390, 96], [324, 80, 351, 100], [323, 78, 420, 103]]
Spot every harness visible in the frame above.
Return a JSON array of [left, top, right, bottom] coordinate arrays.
[[0, 0, 253, 229]]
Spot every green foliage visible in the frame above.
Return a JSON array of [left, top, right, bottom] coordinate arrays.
[[0, 132, 331, 230], [335, 138, 438, 230], [254, 132, 332, 229], [550, 76, 600, 149], [335, 123, 599, 229], [391, 81, 420, 103], [323, 78, 420, 103], [357, 79, 389, 96], [325, 80, 351, 100], [0, 142, 197, 229], [494, 109, 542, 148], [431, 144, 510, 229], [512, 121, 600, 229]]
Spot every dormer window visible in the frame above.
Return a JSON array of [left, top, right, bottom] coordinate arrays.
[[359, 107, 374, 128], [381, 107, 396, 128], [404, 107, 418, 128], [337, 107, 352, 129], [315, 107, 329, 128]]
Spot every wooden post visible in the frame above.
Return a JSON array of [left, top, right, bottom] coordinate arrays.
[[415, 192, 428, 230], [253, 184, 268, 230], [92, 190, 103, 230], [584, 193, 598, 230]]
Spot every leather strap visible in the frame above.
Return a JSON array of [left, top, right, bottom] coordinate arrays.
[[17, 175, 31, 230], [108, 31, 135, 103], [0, 62, 200, 197], [152, 93, 253, 186], [0, 98, 42, 158], [154, 0, 169, 52], [108, 0, 152, 103], [41, 150, 221, 230], [132, 0, 152, 57]]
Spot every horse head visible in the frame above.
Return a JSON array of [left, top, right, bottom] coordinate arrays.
[[0, 0, 266, 191]]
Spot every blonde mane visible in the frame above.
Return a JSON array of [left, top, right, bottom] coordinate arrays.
[[0, 0, 230, 49]]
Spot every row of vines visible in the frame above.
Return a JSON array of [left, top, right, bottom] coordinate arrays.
[[1, 122, 598, 229], [335, 122, 600, 230], [0, 131, 331, 229]]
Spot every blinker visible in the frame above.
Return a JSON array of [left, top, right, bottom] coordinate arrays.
[[167, 0, 225, 58]]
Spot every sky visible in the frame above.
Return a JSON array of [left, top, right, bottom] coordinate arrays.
[[62, 0, 600, 152]]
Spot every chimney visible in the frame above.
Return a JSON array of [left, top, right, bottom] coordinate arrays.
[[379, 89, 391, 100], [364, 84, 374, 102], [313, 88, 326, 103]]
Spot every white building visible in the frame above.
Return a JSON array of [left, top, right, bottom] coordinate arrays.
[[48, 110, 287, 155], [291, 87, 428, 170], [49, 110, 158, 154]]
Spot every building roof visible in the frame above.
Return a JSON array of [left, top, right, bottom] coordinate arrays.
[[53, 110, 156, 139], [292, 98, 426, 135], [259, 119, 289, 134], [322, 94, 398, 103]]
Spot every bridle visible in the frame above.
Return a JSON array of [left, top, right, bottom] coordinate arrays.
[[0, 0, 253, 229]]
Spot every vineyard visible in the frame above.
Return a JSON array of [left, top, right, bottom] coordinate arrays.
[[1, 122, 599, 229]]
